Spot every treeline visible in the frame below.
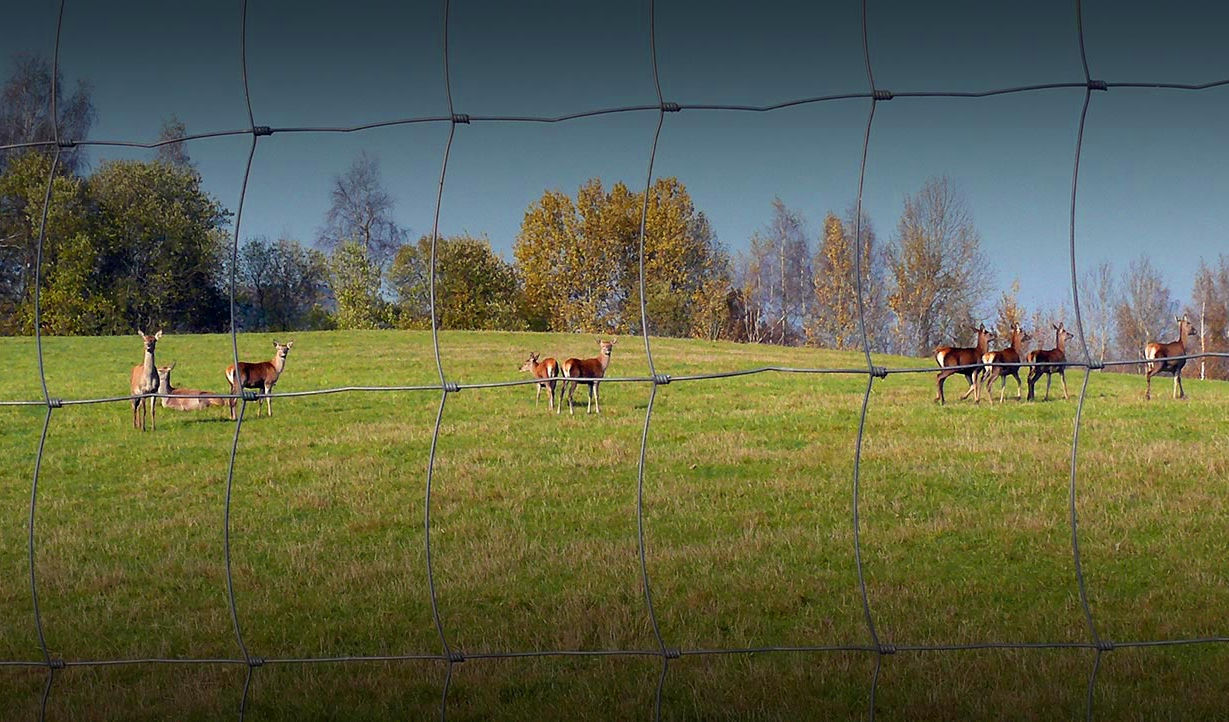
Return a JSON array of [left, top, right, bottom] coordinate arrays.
[[2, 54, 1226, 379]]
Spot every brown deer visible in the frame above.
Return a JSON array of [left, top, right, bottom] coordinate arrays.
[[561, 338, 617, 415], [934, 324, 996, 405], [1144, 315, 1198, 400], [157, 363, 226, 412], [129, 330, 162, 431], [981, 322, 1032, 404], [225, 341, 293, 420], [519, 352, 561, 411], [1026, 323, 1076, 401]]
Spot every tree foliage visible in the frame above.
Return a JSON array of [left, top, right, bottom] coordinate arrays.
[[389, 233, 521, 330], [809, 208, 887, 351], [515, 177, 727, 337], [235, 236, 330, 332], [1114, 255, 1176, 364], [329, 241, 389, 329]]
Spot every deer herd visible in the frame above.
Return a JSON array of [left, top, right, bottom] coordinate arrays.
[[124, 315, 1201, 431], [127, 330, 294, 431], [933, 315, 1199, 405]]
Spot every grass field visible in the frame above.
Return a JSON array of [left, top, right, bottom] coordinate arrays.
[[0, 330, 1226, 720]]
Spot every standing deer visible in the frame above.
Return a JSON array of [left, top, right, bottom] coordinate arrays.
[[1144, 315, 1198, 400], [1026, 323, 1076, 401], [156, 362, 227, 412], [561, 338, 617, 415], [934, 324, 996, 405], [130, 330, 162, 431], [225, 341, 293, 420], [981, 322, 1032, 404], [519, 352, 560, 411]]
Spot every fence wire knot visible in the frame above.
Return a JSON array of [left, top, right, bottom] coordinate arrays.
[[661, 102, 681, 112], [1094, 640, 1115, 652], [443, 381, 461, 393], [46, 398, 64, 408], [877, 643, 897, 655], [873, 89, 894, 101], [1088, 80, 1108, 91], [242, 390, 260, 401], [871, 366, 889, 379], [252, 126, 273, 136], [48, 658, 65, 670], [56, 139, 76, 148], [663, 647, 681, 660], [247, 656, 265, 667], [1087, 361, 1105, 371], [451, 113, 470, 124], [652, 373, 672, 386], [446, 650, 465, 664]]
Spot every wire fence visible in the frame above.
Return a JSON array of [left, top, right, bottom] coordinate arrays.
[[3, 0, 1228, 718]]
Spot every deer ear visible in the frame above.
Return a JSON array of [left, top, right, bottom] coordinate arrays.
[[286, 341, 294, 349], [170, 360, 176, 370], [137, 329, 145, 337], [610, 338, 618, 345], [154, 330, 163, 340]]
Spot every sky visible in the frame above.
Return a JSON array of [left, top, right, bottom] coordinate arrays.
[[6, 0, 1229, 315]]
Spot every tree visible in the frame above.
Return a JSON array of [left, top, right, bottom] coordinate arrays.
[[1, 53, 95, 174], [515, 177, 726, 337], [731, 240, 773, 344], [748, 198, 810, 345], [0, 150, 88, 331], [1114, 255, 1176, 368], [318, 151, 407, 268], [1078, 261, 1116, 365], [328, 241, 389, 329], [809, 208, 888, 351], [885, 176, 991, 356], [155, 115, 191, 169], [85, 160, 231, 333], [235, 236, 330, 331], [993, 279, 1026, 336], [389, 233, 521, 330], [1191, 256, 1229, 380]]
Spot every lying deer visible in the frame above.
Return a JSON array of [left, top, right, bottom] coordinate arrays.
[[981, 322, 1032, 404], [934, 324, 995, 405], [129, 330, 162, 431], [1026, 323, 1075, 401], [520, 352, 560, 411], [561, 338, 617, 415], [225, 340, 293, 420], [157, 362, 226, 412], [1145, 315, 1198, 401]]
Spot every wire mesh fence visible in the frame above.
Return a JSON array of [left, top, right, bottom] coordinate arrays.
[[3, 0, 1229, 718]]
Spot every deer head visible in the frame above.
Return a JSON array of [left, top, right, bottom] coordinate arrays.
[[138, 329, 163, 353], [520, 353, 540, 373], [598, 338, 617, 356], [272, 340, 293, 360], [1178, 315, 1197, 339]]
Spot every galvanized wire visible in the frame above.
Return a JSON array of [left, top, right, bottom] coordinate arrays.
[[4, 0, 1229, 719]]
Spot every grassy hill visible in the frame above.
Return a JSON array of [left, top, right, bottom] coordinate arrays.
[[0, 330, 1226, 719]]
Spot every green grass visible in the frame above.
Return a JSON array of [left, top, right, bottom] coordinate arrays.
[[0, 330, 1226, 720]]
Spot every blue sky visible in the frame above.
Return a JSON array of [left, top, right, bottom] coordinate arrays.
[[7, 0, 1229, 315]]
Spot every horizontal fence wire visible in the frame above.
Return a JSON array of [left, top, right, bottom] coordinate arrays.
[[3, 0, 1228, 719]]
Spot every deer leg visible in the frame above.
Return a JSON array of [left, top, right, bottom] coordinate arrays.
[[150, 395, 156, 431], [594, 382, 601, 415], [960, 374, 978, 401], [548, 380, 556, 410], [567, 381, 576, 415], [1043, 373, 1052, 401], [1013, 371, 1023, 400], [936, 372, 948, 405], [586, 383, 594, 415], [1175, 372, 1185, 399], [999, 375, 1008, 404], [535, 383, 542, 407], [132, 397, 139, 429], [1059, 371, 1069, 400], [266, 384, 273, 417], [1144, 369, 1153, 401]]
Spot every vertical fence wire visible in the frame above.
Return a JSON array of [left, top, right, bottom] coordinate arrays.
[[6, 0, 1229, 718]]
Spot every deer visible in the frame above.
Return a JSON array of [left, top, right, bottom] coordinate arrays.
[[519, 352, 561, 411], [560, 338, 617, 415], [1026, 323, 1076, 402], [934, 324, 996, 405], [156, 362, 227, 412], [1144, 315, 1198, 401], [225, 341, 293, 420], [129, 330, 162, 431], [981, 322, 1032, 404]]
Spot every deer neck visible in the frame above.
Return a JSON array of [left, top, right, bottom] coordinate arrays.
[[272, 354, 286, 375], [599, 352, 611, 373], [143, 349, 157, 380], [1055, 331, 1065, 353]]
